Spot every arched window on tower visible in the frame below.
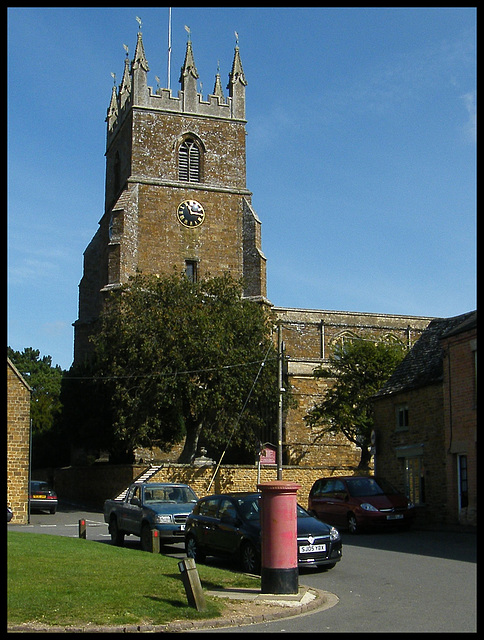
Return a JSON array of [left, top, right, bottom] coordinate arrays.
[[178, 138, 202, 182]]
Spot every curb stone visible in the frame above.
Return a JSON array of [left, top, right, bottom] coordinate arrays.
[[7, 587, 338, 633]]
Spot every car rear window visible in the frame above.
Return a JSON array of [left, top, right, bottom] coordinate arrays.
[[30, 482, 50, 492]]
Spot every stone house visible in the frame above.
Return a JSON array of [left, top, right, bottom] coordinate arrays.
[[7, 358, 32, 524], [372, 311, 476, 526]]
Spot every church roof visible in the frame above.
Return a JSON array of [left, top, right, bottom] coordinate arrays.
[[373, 310, 476, 398]]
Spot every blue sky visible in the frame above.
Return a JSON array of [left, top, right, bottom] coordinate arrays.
[[8, 7, 476, 370]]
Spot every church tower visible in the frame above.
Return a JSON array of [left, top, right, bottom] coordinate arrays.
[[74, 29, 267, 364]]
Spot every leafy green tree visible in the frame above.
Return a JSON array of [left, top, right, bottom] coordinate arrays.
[[304, 336, 406, 469], [7, 347, 67, 467], [65, 272, 286, 464]]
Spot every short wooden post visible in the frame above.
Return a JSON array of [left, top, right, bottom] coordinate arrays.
[[178, 557, 206, 611], [151, 529, 160, 553]]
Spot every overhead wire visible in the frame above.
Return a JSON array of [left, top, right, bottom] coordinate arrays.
[[207, 341, 273, 491], [62, 355, 277, 381]]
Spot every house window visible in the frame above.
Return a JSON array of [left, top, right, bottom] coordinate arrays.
[[457, 455, 468, 509], [395, 404, 409, 431], [185, 260, 198, 283], [404, 456, 425, 505], [178, 138, 201, 182]]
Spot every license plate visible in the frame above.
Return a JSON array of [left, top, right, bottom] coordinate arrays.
[[299, 543, 326, 553], [180, 524, 185, 531], [32, 494, 46, 499], [386, 514, 403, 520]]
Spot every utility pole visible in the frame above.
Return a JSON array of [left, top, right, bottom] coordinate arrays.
[[277, 324, 284, 480]]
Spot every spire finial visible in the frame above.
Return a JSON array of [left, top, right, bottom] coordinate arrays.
[[136, 16, 142, 30], [184, 25, 191, 41], [235, 30, 239, 46]]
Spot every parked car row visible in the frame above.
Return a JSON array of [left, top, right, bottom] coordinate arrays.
[[102, 475, 414, 574], [10, 475, 413, 576]]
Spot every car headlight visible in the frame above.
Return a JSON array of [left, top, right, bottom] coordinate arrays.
[[329, 526, 340, 541], [155, 514, 173, 524], [360, 503, 379, 512]]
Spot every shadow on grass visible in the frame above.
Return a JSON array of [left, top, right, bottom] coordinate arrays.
[[142, 595, 186, 608]]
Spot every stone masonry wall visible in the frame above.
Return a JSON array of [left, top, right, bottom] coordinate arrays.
[[52, 462, 365, 511], [441, 324, 477, 525], [275, 308, 433, 466], [373, 383, 447, 524], [7, 360, 31, 524]]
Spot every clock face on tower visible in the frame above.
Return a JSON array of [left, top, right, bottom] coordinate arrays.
[[176, 200, 205, 228]]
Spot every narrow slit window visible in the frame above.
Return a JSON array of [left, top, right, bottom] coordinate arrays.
[[396, 404, 409, 430], [185, 260, 198, 283]]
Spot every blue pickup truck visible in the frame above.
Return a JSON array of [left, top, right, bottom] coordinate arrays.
[[103, 482, 198, 551]]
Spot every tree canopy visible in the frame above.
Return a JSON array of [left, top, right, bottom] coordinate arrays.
[[7, 347, 66, 467], [304, 336, 406, 468], [64, 273, 285, 464]]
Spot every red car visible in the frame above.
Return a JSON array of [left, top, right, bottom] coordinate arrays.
[[308, 476, 415, 534]]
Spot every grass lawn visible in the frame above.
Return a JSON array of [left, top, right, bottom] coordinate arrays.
[[7, 531, 259, 628]]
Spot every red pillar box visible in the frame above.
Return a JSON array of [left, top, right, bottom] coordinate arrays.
[[257, 481, 300, 594]]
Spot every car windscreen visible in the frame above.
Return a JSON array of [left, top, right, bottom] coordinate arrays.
[[144, 486, 198, 504], [346, 477, 399, 497]]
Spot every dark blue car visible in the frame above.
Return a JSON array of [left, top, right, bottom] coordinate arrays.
[[185, 491, 342, 574]]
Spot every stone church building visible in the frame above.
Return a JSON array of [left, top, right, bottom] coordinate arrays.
[[74, 31, 433, 468]]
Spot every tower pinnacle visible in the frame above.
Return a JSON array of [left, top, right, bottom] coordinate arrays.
[[131, 30, 149, 104], [228, 44, 247, 119], [179, 38, 199, 111]]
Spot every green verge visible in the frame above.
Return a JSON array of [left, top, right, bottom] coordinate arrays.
[[7, 531, 259, 628]]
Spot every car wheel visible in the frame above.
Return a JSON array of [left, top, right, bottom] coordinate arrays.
[[347, 513, 358, 534], [109, 517, 125, 546], [50, 507, 56, 514], [186, 535, 206, 563], [240, 541, 260, 574], [141, 523, 153, 552]]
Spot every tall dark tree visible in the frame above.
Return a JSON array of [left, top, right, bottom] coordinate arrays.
[[304, 336, 406, 469], [7, 347, 67, 467], [65, 273, 287, 464]]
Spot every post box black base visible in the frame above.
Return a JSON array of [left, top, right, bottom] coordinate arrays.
[[261, 567, 298, 594]]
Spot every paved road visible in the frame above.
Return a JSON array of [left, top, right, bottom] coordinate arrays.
[[9, 504, 476, 633], [8, 502, 111, 541], [212, 528, 477, 633]]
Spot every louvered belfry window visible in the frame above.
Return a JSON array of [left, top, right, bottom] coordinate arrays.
[[178, 138, 201, 182]]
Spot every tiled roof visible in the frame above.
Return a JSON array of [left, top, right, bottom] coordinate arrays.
[[374, 310, 476, 397]]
